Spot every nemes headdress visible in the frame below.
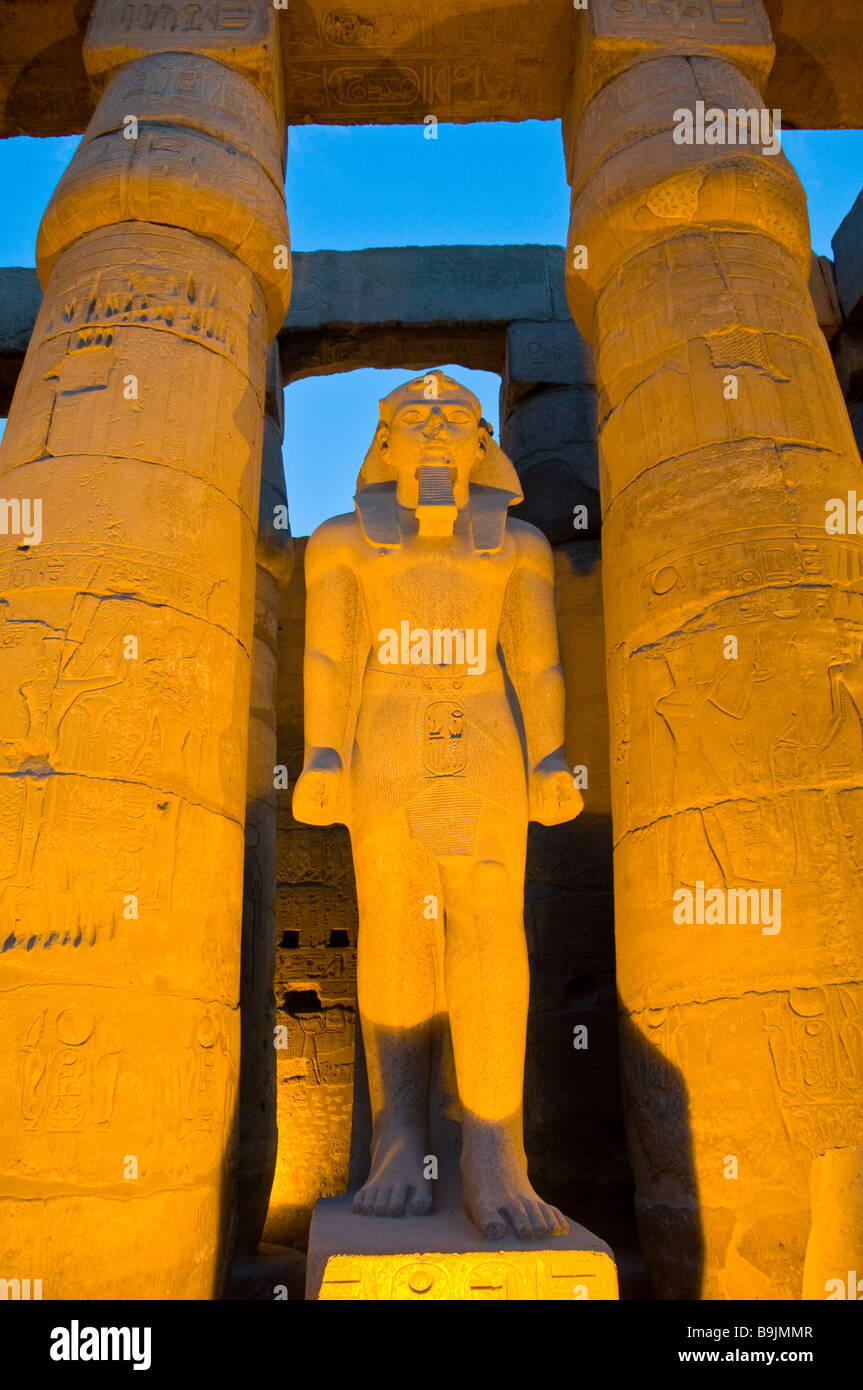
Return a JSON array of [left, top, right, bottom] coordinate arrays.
[[354, 372, 523, 552]]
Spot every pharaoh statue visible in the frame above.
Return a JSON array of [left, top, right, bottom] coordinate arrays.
[[292, 372, 583, 1240]]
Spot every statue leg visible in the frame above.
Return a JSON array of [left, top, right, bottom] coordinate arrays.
[[352, 811, 441, 1218], [440, 809, 568, 1241]]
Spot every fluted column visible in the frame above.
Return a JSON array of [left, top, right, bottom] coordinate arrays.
[[566, 0, 863, 1299], [0, 0, 290, 1297]]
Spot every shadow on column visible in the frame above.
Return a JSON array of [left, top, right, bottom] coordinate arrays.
[[617, 1009, 704, 1300]]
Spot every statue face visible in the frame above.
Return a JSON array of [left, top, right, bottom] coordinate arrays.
[[384, 399, 481, 509]]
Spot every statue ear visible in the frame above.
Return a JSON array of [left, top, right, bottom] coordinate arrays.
[[474, 417, 490, 463], [470, 428, 523, 504], [357, 421, 396, 489]]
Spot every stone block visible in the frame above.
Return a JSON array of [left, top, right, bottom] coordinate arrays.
[[280, 0, 573, 125], [0, 268, 42, 415], [808, 253, 843, 342], [306, 1195, 618, 1300], [830, 326, 863, 401], [503, 321, 596, 414], [833, 188, 863, 324], [503, 387, 600, 544], [286, 245, 561, 333]]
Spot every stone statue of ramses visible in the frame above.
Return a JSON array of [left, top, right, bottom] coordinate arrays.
[[293, 371, 583, 1239]]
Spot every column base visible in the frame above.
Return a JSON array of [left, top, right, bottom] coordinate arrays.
[[224, 1243, 306, 1302]]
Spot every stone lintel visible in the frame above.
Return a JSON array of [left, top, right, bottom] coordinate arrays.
[[287, 246, 566, 336], [3, 1, 863, 135]]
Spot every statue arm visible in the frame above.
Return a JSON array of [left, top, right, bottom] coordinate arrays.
[[500, 525, 583, 827], [293, 522, 367, 825]]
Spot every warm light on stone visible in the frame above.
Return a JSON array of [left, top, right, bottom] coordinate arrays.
[[0, 0, 291, 1298], [0, 0, 860, 1307]]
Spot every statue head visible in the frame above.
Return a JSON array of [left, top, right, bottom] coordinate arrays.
[[355, 370, 523, 551], [372, 372, 486, 510]]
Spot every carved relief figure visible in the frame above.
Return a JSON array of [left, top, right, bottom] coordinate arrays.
[[293, 373, 583, 1239], [22, 1006, 122, 1130]]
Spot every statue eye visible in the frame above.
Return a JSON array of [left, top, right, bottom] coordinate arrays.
[[447, 410, 472, 424], [399, 410, 425, 423]]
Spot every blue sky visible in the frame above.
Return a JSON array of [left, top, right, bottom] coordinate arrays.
[[1, 122, 861, 534]]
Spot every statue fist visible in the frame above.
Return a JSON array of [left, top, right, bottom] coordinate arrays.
[[292, 751, 344, 826], [529, 757, 584, 827]]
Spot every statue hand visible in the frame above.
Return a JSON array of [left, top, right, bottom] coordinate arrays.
[[529, 756, 584, 827], [292, 751, 344, 826]]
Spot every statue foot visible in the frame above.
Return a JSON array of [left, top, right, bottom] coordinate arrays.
[[353, 1127, 433, 1218], [462, 1147, 568, 1241]]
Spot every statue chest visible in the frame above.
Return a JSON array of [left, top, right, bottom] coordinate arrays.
[[358, 545, 514, 635]]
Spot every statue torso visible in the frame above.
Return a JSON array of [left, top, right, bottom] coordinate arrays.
[[325, 510, 530, 850]]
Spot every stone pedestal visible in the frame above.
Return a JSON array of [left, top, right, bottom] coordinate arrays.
[[306, 1192, 618, 1301]]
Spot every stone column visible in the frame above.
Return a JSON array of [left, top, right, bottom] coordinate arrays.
[[236, 344, 293, 1255], [832, 330, 863, 460], [831, 190, 863, 457], [500, 318, 600, 545], [565, 0, 863, 1299], [0, 1, 290, 1298]]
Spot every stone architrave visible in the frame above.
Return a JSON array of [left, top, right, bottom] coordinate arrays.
[[235, 344, 294, 1255], [566, 0, 863, 1299], [0, 0, 291, 1298]]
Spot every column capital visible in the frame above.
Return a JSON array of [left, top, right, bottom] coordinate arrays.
[[84, 0, 285, 131], [36, 49, 292, 337], [564, 55, 810, 342], [565, 0, 774, 180]]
